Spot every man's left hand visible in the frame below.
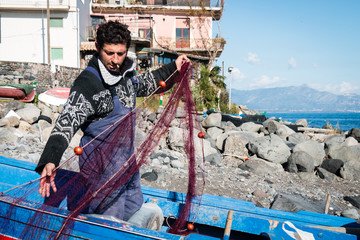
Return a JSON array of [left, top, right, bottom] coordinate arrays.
[[175, 55, 190, 71]]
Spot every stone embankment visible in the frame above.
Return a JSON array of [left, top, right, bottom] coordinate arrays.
[[1, 101, 360, 220]]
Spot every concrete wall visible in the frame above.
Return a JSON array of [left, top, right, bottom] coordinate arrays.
[[0, 60, 82, 93]]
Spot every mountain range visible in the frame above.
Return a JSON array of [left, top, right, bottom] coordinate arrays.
[[230, 85, 360, 112]]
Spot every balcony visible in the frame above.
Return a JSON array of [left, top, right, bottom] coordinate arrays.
[[92, 0, 223, 20], [0, 0, 70, 10], [93, 0, 220, 7]]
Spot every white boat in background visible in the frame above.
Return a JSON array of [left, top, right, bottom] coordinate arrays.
[[38, 87, 70, 106]]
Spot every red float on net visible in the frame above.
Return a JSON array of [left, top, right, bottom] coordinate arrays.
[[198, 132, 205, 138], [159, 81, 166, 88], [187, 223, 194, 231], [74, 146, 83, 155]]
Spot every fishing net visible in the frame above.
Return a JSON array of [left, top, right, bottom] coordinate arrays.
[[0, 62, 205, 239]]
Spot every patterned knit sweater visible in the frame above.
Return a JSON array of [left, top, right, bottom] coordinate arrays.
[[35, 53, 177, 173]]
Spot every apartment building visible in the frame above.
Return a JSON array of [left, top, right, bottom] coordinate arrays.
[[81, 0, 224, 70], [0, 0, 90, 68]]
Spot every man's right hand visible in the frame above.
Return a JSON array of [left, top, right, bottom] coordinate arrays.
[[39, 163, 57, 198]]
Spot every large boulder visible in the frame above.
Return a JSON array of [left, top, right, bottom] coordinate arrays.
[[239, 156, 284, 175], [238, 122, 262, 133], [0, 127, 19, 143], [328, 145, 360, 163], [286, 151, 315, 173], [262, 119, 282, 134], [223, 135, 248, 158], [206, 127, 224, 140], [275, 125, 296, 139], [340, 159, 360, 181], [321, 158, 344, 175], [167, 126, 218, 158], [295, 119, 308, 127], [202, 113, 222, 128], [292, 140, 325, 166], [248, 134, 291, 164], [216, 131, 258, 151], [347, 128, 360, 142], [16, 104, 41, 124], [287, 132, 308, 144]]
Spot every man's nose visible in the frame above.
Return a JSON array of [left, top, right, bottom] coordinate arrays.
[[112, 54, 120, 63]]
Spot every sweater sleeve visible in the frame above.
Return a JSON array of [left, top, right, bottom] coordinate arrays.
[[35, 88, 96, 174], [134, 61, 178, 97]]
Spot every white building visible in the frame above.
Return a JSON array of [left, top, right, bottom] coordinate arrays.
[[0, 0, 91, 68]]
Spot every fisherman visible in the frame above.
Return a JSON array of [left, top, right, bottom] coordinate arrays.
[[36, 20, 189, 221]]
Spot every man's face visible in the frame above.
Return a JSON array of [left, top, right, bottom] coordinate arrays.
[[97, 43, 127, 73]]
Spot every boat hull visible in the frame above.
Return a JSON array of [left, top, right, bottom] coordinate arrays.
[[0, 156, 359, 240]]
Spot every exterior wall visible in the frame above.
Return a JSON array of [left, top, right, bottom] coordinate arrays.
[[0, 0, 90, 68]]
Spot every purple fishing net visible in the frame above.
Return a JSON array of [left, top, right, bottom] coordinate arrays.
[[0, 62, 205, 239]]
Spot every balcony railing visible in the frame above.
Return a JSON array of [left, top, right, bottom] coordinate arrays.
[[0, 0, 70, 9], [92, 0, 222, 8]]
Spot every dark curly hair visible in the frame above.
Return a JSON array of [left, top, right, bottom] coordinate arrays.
[[96, 21, 131, 50]]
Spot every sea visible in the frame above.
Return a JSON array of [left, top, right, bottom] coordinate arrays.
[[265, 112, 360, 131]]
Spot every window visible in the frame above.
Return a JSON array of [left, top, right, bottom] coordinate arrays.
[[50, 18, 63, 28], [139, 28, 151, 39], [176, 18, 190, 48], [51, 48, 63, 60]]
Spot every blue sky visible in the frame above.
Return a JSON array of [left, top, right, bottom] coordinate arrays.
[[214, 0, 360, 95]]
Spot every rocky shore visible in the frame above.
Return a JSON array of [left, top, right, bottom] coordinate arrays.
[[1, 100, 360, 221]]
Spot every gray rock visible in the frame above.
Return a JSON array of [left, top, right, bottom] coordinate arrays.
[[141, 171, 158, 182], [270, 193, 327, 213], [287, 132, 308, 144], [0, 127, 18, 143], [167, 127, 184, 152], [223, 135, 248, 158], [18, 120, 31, 131], [345, 137, 359, 146], [295, 119, 308, 127], [206, 127, 224, 140], [344, 196, 360, 209], [147, 113, 157, 123], [341, 208, 359, 220], [37, 102, 54, 119], [16, 104, 41, 124], [329, 145, 360, 163], [0, 116, 20, 127], [6, 101, 25, 111], [238, 122, 262, 133], [347, 128, 360, 142], [321, 158, 344, 174], [275, 125, 296, 139], [216, 131, 258, 151], [287, 151, 315, 173], [293, 140, 325, 166], [317, 167, 338, 183], [340, 159, 360, 180], [202, 113, 222, 128], [134, 127, 147, 149], [175, 107, 186, 118], [252, 190, 268, 198], [170, 160, 184, 169], [263, 119, 282, 134], [205, 153, 222, 166], [239, 156, 284, 175], [248, 134, 291, 164]]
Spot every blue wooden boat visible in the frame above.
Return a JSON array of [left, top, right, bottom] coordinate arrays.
[[0, 156, 359, 240]]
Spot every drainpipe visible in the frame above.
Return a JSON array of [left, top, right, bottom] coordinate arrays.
[[76, 8, 80, 68], [47, 0, 51, 64]]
